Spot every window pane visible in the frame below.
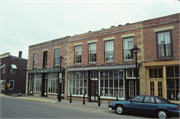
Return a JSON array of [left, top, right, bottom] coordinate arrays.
[[159, 69, 162, 78], [105, 80, 108, 87], [105, 70, 108, 78], [166, 66, 174, 77], [109, 70, 113, 78], [119, 70, 123, 78], [167, 90, 175, 100], [119, 80, 123, 88], [114, 79, 118, 88], [109, 79, 113, 87], [127, 69, 132, 77], [167, 79, 174, 89], [114, 70, 118, 78], [105, 41, 114, 61], [144, 96, 155, 103], [175, 66, 179, 77], [154, 69, 157, 78], [149, 69, 153, 78], [123, 37, 133, 60]]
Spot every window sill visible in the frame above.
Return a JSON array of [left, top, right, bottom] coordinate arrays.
[[123, 60, 135, 63], [157, 57, 175, 61], [105, 61, 114, 64]]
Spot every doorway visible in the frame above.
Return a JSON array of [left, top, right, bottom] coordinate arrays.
[[42, 74, 48, 97], [28, 74, 34, 95], [127, 80, 139, 99], [91, 80, 98, 102]]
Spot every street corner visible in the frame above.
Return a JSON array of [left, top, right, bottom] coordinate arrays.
[[16, 97, 56, 103]]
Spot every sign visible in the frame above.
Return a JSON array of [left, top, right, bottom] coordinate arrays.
[[59, 73, 62, 79], [7, 84, 10, 87]]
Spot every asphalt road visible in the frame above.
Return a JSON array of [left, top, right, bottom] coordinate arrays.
[[0, 96, 178, 119]]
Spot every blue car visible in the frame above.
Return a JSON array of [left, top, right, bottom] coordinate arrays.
[[108, 95, 179, 119]]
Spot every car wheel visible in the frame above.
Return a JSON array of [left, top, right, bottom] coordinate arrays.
[[116, 105, 124, 115], [157, 110, 169, 119]]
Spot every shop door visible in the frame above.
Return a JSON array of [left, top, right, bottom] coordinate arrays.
[[149, 81, 163, 97], [127, 80, 139, 99], [42, 74, 48, 97], [91, 80, 98, 102], [28, 78, 34, 95]]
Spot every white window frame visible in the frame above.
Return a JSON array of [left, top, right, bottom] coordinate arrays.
[[48, 73, 58, 94], [33, 74, 42, 93], [88, 43, 96, 63], [68, 71, 88, 97], [54, 49, 60, 66], [99, 70, 125, 99], [74, 45, 82, 64], [33, 53, 38, 68], [104, 40, 114, 62], [123, 37, 134, 61]]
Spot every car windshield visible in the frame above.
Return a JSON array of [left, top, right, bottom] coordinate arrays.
[[158, 97, 171, 104]]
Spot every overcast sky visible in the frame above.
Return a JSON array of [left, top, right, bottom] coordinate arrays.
[[0, 0, 179, 59]]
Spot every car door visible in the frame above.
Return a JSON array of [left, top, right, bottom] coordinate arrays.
[[141, 96, 157, 115], [125, 95, 144, 114]]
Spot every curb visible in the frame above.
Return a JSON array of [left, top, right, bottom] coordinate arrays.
[[16, 97, 55, 103]]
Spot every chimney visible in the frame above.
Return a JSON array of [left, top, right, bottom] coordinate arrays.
[[18, 51, 22, 58]]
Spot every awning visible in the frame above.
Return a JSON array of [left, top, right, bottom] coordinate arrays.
[[28, 69, 60, 74], [67, 64, 138, 71], [11, 64, 17, 69], [0, 80, 4, 83]]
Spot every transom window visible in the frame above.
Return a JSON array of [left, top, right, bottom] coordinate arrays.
[[157, 31, 172, 58], [74, 46, 82, 64], [54, 49, 60, 66], [33, 53, 37, 68], [89, 43, 96, 63], [149, 68, 162, 78], [123, 37, 133, 60], [126, 68, 139, 78], [105, 40, 114, 62]]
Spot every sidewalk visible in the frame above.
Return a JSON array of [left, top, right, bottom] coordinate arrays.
[[1, 94, 108, 109]]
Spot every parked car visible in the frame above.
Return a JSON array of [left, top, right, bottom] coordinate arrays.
[[108, 95, 179, 119]]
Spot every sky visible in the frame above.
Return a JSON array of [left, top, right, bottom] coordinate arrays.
[[0, 0, 179, 59]]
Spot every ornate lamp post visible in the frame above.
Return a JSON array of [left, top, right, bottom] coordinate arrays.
[[132, 45, 139, 95], [58, 56, 63, 102]]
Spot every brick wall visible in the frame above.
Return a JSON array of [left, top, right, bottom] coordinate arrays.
[[143, 13, 179, 62]]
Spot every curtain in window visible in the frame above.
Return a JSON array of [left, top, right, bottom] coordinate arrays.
[[54, 49, 60, 66], [89, 43, 96, 62], [75, 46, 81, 63], [158, 32, 171, 57], [123, 37, 133, 60], [105, 41, 114, 61]]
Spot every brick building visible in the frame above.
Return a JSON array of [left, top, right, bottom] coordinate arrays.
[[26, 13, 179, 103]]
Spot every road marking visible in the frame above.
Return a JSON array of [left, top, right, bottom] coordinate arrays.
[[17, 97, 55, 103]]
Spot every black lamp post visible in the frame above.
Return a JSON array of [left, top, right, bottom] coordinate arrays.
[[58, 56, 63, 102], [132, 45, 139, 95]]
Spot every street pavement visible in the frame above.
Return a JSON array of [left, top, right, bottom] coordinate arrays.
[[1, 94, 179, 119]]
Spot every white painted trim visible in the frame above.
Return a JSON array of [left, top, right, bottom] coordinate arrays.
[[103, 36, 115, 41], [74, 42, 83, 46], [54, 46, 60, 49], [121, 33, 135, 38], [87, 40, 97, 44], [154, 26, 174, 32], [43, 49, 48, 51]]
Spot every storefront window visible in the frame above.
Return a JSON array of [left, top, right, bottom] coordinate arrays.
[[68, 71, 88, 96], [149, 68, 162, 78], [48, 73, 58, 94], [100, 70, 124, 98], [33, 74, 42, 93], [166, 66, 179, 101]]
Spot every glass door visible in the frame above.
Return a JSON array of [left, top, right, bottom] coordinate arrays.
[[91, 80, 98, 101], [28, 74, 34, 95]]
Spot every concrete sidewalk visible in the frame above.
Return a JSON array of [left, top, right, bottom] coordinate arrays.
[[1, 94, 108, 109]]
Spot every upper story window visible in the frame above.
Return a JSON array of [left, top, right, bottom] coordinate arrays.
[[105, 40, 114, 62], [54, 49, 60, 66], [123, 37, 133, 60], [10, 64, 17, 74], [33, 53, 37, 68], [74, 45, 81, 64], [43, 51, 48, 68], [157, 31, 172, 58], [89, 43, 96, 63], [2, 64, 5, 73]]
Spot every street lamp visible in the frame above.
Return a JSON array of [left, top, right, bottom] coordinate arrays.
[[58, 56, 63, 102], [132, 45, 139, 96]]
